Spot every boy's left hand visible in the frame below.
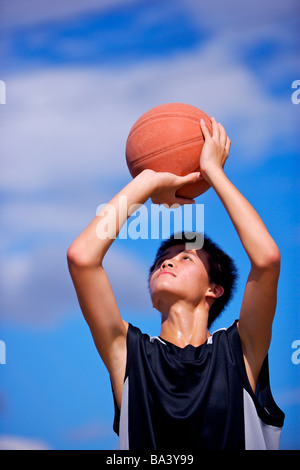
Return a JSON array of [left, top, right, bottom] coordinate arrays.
[[199, 117, 231, 183]]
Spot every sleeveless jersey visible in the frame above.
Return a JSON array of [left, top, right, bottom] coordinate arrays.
[[112, 320, 284, 450]]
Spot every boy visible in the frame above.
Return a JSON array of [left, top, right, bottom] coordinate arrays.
[[67, 118, 284, 450]]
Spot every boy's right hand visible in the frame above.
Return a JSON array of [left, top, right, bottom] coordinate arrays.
[[141, 169, 202, 207]]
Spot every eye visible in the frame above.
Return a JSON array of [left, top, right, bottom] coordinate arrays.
[[182, 255, 192, 261]]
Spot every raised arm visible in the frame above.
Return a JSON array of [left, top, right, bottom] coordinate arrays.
[[67, 168, 200, 405], [200, 118, 280, 392]]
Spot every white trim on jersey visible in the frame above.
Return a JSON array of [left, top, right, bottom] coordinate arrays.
[[243, 389, 282, 450], [119, 377, 129, 450]]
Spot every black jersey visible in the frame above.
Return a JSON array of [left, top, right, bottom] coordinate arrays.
[[112, 320, 284, 450]]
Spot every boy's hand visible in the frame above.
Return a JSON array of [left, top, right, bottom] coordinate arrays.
[[142, 169, 202, 206], [199, 117, 231, 184]]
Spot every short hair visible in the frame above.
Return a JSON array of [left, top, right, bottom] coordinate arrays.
[[148, 232, 238, 328]]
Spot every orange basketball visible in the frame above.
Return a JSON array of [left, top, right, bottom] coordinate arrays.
[[125, 103, 212, 199]]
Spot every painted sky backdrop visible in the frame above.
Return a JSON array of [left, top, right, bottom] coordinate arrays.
[[0, 0, 299, 450]]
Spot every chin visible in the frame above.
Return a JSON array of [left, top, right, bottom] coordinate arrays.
[[150, 288, 183, 312]]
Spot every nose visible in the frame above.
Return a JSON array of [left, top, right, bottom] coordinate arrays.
[[161, 259, 175, 269]]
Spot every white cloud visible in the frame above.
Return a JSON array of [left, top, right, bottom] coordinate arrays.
[[1, 198, 95, 240], [0, 67, 134, 192], [0, 242, 152, 327], [104, 245, 152, 309], [0, 246, 74, 327], [0, 434, 51, 450], [0, 2, 297, 328], [184, 0, 297, 32], [0, 0, 141, 29], [2, 0, 296, 33], [0, 41, 295, 193], [63, 419, 115, 443]]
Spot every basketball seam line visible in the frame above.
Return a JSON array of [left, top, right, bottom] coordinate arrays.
[[127, 135, 203, 169], [127, 113, 206, 139]]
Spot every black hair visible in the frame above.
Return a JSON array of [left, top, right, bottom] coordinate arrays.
[[148, 232, 238, 328]]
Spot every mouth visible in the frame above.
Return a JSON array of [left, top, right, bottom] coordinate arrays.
[[157, 271, 176, 278]]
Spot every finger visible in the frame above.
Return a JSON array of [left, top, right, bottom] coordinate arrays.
[[173, 172, 202, 189], [174, 196, 195, 205], [218, 123, 227, 147], [200, 119, 211, 140], [211, 117, 220, 139], [225, 136, 231, 154], [179, 171, 202, 184]]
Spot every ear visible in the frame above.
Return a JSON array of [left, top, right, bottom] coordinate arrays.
[[206, 284, 224, 299]]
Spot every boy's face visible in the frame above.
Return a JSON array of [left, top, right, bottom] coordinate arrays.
[[149, 244, 212, 313]]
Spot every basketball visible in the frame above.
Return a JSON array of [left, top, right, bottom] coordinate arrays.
[[125, 103, 213, 199]]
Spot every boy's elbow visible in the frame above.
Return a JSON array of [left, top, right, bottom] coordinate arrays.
[[67, 243, 80, 268], [255, 243, 281, 272], [67, 242, 92, 269], [265, 244, 281, 268]]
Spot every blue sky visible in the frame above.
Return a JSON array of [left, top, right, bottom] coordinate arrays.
[[0, 0, 299, 450]]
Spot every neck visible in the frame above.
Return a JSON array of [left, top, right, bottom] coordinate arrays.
[[159, 301, 211, 348]]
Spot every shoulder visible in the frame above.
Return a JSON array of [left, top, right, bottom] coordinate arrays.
[[126, 323, 164, 356], [208, 320, 247, 370], [209, 321, 239, 346]]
